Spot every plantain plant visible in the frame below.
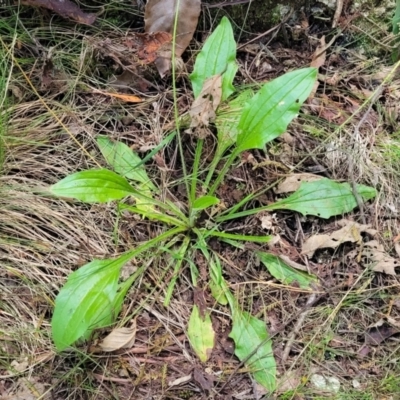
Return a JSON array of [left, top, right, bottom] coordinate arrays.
[[50, 17, 376, 392]]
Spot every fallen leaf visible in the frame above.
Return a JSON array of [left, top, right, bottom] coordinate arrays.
[[277, 369, 302, 393], [302, 219, 377, 257], [362, 240, 400, 275], [21, 0, 97, 24], [189, 74, 222, 136], [144, 0, 201, 76], [168, 374, 192, 387], [365, 320, 400, 345], [310, 35, 327, 69], [310, 374, 340, 394], [193, 367, 213, 392], [275, 173, 323, 194], [98, 320, 137, 352], [136, 31, 173, 64]]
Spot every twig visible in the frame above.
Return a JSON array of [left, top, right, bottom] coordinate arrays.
[[332, 0, 344, 28]]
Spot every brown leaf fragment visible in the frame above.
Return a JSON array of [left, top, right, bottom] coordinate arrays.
[[363, 240, 400, 275], [193, 367, 214, 392], [189, 74, 222, 132], [136, 32, 173, 64], [310, 35, 327, 69], [275, 173, 322, 194], [302, 219, 377, 257], [365, 321, 400, 345], [98, 320, 137, 352], [21, 0, 97, 25], [144, 0, 201, 76]]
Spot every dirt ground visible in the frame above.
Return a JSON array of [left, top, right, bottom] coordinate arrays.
[[1, 0, 400, 399]]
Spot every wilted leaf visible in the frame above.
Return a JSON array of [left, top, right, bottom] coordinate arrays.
[[275, 173, 322, 194], [21, 0, 96, 24], [145, 0, 201, 76], [189, 75, 222, 130], [136, 32, 173, 64], [365, 319, 400, 345], [257, 252, 319, 289], [229, 309, 276, 392], [302, 219, 377, 257], [99, 320, 137, 352], [363, 240, 400, 275], [50, 169, 136, 203], [190, 16, 237, 101], [188, 305, 215, 362], [269, 179, 377, 219], [236, 68, 317, 152]]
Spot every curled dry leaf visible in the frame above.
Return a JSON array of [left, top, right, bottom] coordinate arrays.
[[136, 32, 173, 64], [362, 240, 400, 275], [189, 74, 223, 137], [21, 0, 97, 25], [302, 219, 377, 257], [98, 320, 137, 352], [144, 0, 201, 77]]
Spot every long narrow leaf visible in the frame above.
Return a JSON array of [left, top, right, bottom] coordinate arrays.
[[267, 179, 377, 219], [52, 256, 128, 351], [97, 136, 155, 190], [190, 16, 237, 101], [50, 169, 135, 203], [236, 68, 317, 152], [229, 309, 277, 391]]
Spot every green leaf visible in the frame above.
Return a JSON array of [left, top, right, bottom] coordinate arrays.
[[97, 136, 155, 191], [190, 16, 237, 101], [52, 255, 132, 351], [268, 178, 377, 219], [209, 256, 228, 305], [51, 169, 135, 203], [229, 308, 276, 392], [236, 68, 317, 152], [257, 252, 318, 289], [187, 305, 215, 362], [193, 195, 220, 210]]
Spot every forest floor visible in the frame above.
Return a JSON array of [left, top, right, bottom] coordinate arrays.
[[1, 1, 400, 399]]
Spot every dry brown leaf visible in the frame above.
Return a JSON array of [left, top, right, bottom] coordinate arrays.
[[21, 0, 97, 25], [310, 35, 327, 69], [99, 320, 137, 352], [302, 219, 377, 257], [144, 0, 201, 77], [189, 74, 222, 136], [275, 173, 322, 194], [136, 32, 173, 64], [365, 319, 400, 345], [362, 240, 400, 275], [94, 91, 142, 103]]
